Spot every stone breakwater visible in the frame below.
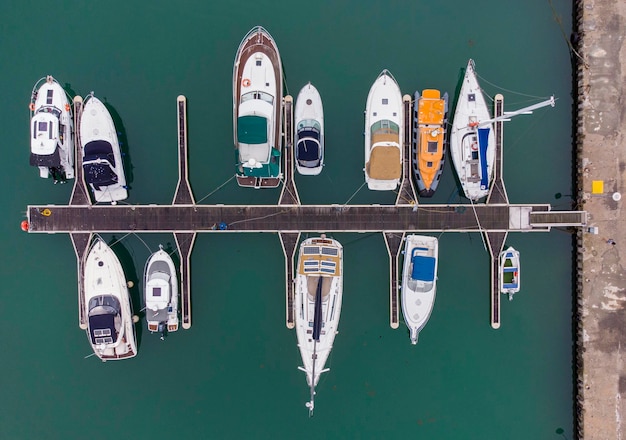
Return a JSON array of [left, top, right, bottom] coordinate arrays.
[[574, 0, 626, 439]]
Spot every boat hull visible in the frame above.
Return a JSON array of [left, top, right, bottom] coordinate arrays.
[[499, 246, 520, 299], [232, 26, 283, 188], [412, 90, 448, 198], [80, 95, 128, 203], [364, 70, 403, 191], [401, 234, 438, 344], [84, 238, 137, 360], [29, 76, 74, 181], [294, 236, 343, 388], [449, 60, 495, 201], [144, 247, 179, 335], [295, 83, 324, 176]]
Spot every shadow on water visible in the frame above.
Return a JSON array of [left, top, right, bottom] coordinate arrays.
[[62, 82, 78, 100], [107, 235, 143, 348], [103, 99, 134, 190]]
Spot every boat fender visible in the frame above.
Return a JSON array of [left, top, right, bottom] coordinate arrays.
[[65, 103, 71, 112], [20, 220, 29, 232], [242, 78, 251, 87], [471, 142, 478, 151], [29, 102, 35, 111]]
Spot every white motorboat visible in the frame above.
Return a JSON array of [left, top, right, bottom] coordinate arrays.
[[401, 234, 438, 345], [450, 59, 556, 201], [295, 83, 324, 175], [84, 237, 137, 361], [294, 235, 343, 416], [449, 60, 495, 202], [144, 245, 179, 339], [499, 246, 521, 301], [79, 93, 128, 203], [29, 75, 74, 182], [364, 69, 403, 191], [232, 26, 283, 188]]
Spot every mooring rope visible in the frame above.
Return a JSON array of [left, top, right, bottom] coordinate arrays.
[[195, 175, 235, 204]]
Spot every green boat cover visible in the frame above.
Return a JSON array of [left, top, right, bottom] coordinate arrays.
[[238, 115, 268, 144]]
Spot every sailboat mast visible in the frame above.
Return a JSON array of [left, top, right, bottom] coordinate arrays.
[[307, 277, 324, 416], [478, 96, 556, 127]]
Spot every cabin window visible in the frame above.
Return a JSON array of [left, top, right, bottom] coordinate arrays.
[[427, 161, 433, 168], [38, 121, 48, 132], [256, 60, 262, 66], [427, 141, 437, 153], [152, 287, 162, 297], [468, 93, 475, 102], [46, 89, 53, 104], [382, 99, 388, 105]]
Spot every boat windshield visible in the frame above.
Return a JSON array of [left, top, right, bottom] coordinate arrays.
[[240, 91, 274, 105]]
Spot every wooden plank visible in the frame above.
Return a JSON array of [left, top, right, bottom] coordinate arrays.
[[174, 232, 196, 329], [278, 232, 300, 329]]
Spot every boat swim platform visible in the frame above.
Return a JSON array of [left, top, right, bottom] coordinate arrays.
[[26, 94, 588, 333]]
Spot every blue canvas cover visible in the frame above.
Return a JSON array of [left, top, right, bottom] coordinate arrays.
[[411, 251, 436, 282], [478, 127, 490, 189]]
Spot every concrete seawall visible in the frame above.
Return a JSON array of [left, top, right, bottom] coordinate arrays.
[[575, 0, 626, 438]]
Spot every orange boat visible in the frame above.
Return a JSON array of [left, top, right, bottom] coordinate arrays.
[[411, 90, 448, 197]]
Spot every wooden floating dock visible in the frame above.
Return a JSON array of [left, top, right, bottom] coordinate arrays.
[[28, 95, 587, 333]]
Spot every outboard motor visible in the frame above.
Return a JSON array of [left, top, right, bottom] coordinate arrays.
[[157, 322, 167, 340]]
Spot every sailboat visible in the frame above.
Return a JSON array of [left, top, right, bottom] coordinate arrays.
[[232, 26, 283, 188], [401, 234, 438, 344], [294, 235, 343, 416], [412, 90, 448, 198], [84, 237, 137, 361], [499, 246, 521, 301], [144, 245, 179, 339], [450, 59, 556, 201], [29, 76, 74, 183], [364, 69, 403, 191], [295, 83, 324, 175], [80, 93, 128, 203]]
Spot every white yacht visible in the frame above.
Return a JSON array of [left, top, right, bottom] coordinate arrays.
[[450, 59, 555, 201], [79, 93, 128, 203], [401, 234, 438, 344], [449, 59, 495, 202], [295, 83, 324, 175], [84, 237, 137, 361], [294, 235, 343, 416], [232, 26, 283, 188], [144, 245, 179, 339], [364, 69, 403, 191], [29, 75, 74, 182]]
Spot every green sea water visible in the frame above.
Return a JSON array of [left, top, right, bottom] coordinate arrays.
[[1, 1, 575, 438]]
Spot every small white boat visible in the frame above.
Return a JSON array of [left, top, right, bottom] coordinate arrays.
[[29, 75, 74, 182], [294, 235, 343, 416], [499, 246, 520, 301], [80, 94, 127, 203], [401, 234, 438, 344], [84, 238, 137, 361], [364, 70, 403, 191], [449, 60, 495, 202], [232, 26, 283, 188], [144, 245, 179, 339], [295, 83, 324, 175]]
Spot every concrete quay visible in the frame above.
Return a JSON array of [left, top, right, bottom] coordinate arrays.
[[575, 0, 626, 438]]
